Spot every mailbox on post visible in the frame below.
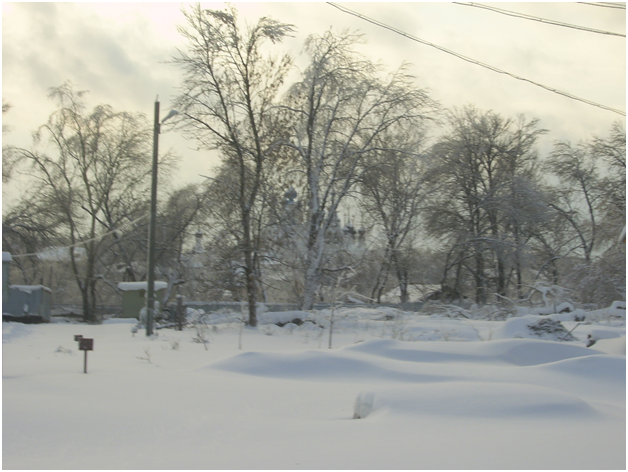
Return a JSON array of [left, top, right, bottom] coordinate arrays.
[[74, 335, 94, 373], [79, 338, 93, 351]]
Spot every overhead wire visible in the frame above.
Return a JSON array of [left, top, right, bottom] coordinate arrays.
[[578, 2, 627, 10], [326, 2, 626, 117], [455, 2, 625, 37], [9, 214, 148, 259]]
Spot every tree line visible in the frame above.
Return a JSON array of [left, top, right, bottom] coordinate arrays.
[[3, 4, 625, 324]]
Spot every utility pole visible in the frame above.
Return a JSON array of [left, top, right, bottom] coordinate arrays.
[[146, 99, 160, 336], [146, 96, 179, 336], [146, 99, 178, 336]]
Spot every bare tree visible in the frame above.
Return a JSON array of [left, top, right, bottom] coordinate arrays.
[[10, 83, 156, 322], [545, 140, 603, 264], [359, 129, 431, 303], [2, 196, 59, 284], [2, 100, 19, 183], [542, 122, 626, 306], [591, 121, 626, 244], [136, 183, 208, 306], [172, 4, 294, 326], [282, 30, 436, 310]]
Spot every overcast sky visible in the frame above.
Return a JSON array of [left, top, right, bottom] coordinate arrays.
[[2, 2, 626, 198]]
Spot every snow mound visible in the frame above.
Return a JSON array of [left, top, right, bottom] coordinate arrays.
[[490, 339, 595, 366], [534, 354, 626, 385], [2, 322, 36, 343], [207, 350, 451, 383], [208, 337, 602, 384], [346, 338, 487, 364], [588, 328, 623, 341], [353, 382, 601, 419], [590, 336, 626, 356], [346, 338, 596, 367]]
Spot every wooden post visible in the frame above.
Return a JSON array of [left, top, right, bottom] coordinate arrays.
[[78, 338, 94, 374]]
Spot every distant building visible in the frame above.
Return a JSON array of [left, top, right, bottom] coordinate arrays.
[[5, 285, 52, 322]]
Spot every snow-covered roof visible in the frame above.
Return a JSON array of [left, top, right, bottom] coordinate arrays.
[[117, 281, 168, 292], [3, 252, 12, 262]]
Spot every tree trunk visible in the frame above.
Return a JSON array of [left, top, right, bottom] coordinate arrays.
[[398, 278, 409, 304], [242, 212, 258, 327], [372, 264, 390, 304], [301, 203, 325, 310], [301, 264, 321, 310], [474, 248, 486, 304], [496, 257, 507, 298], [391, 248, 409, 303], [81, 289, 91, 323], [246, 269, 257, 326], [371, 246, 391, 303], [453, 259, 464, 303], [89, 280, 98, 323], [301, 228, 327, 310], [514, 227, 523, 299], [81, 287, 97, 323]]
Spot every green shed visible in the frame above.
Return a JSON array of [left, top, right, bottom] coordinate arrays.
[[118, 281, 168, 319]]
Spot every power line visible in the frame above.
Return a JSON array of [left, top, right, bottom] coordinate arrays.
[[455, 2, 625, 37], [326, 2, 626, 117], [578, 2, 627, 10], [10, 214, 148, 259]]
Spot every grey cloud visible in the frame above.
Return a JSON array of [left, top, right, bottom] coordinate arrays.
[[2, 1, 624, 188]]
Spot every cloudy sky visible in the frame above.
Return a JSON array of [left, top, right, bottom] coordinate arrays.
[[2, 2, 625, 197]]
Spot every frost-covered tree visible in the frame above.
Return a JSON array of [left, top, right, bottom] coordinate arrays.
[[591, 121, 625, 244], [359, 127, 431, 303], [545, 140, 604, 264], [282, 30, 436, 310], [543, 122, 626, 306], [172, 4, 294, 326], [427, 106, 546, 303]]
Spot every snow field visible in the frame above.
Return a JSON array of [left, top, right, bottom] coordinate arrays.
[[2, 309, 626, 469]]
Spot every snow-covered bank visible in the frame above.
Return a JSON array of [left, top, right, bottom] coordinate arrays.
[[3, 308, 625, 469]]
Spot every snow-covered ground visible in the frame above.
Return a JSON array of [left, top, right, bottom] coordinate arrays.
[[3, 306, 626, 469]]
